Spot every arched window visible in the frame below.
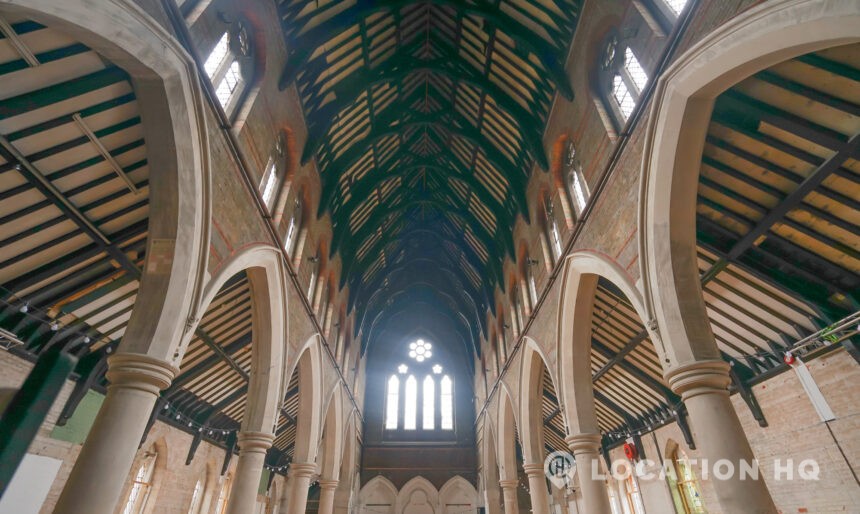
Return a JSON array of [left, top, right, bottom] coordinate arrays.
[[260, 136, 286, 209], [307, 257, 319, 303], [604, 41, 649, 121], [440, 375, 454, 430], [384, 342, 452, 434], [188, 478, 204, 514], [563, 142, 590, 217], [607, 482, 623, 514], [543, 193, 563, 260], [526, 261, 538, 310], [123, 451, 157, 514], [623, 474, 646, 514], [385, 375, 400, 430], [423, 376, 435, 430], [672, 449, 706, 513], [202, 23, 253, 114], [404, 375, 418, 430], [284, 196, 303, 255], [214, 473, 233, 514]]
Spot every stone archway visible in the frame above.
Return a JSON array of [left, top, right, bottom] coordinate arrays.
[[555, 250, 651, 514], [0, 2, 211, 512], [638, 2, 860, 511]]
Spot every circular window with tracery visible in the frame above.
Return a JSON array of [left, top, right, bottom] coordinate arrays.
[[408, 339, 432, 362]]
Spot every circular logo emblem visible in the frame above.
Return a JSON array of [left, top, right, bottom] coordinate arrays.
[[544, 450, 576, 488]]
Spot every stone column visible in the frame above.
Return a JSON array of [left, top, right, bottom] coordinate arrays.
[[54, 354, 177, 514], [332, 482, 352, 514], [499, 479, 519, 514], [484, 483, 504, 514], [225, 431, 275, 514], [286, 462, 317, 514], [565, 434, 610, 514], [522, 463, 550, 514], [317, 479, 339, 514], [666, 360, 777, 514]]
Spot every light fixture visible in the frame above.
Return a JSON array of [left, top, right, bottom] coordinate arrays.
[[18, 303, 28, 313]]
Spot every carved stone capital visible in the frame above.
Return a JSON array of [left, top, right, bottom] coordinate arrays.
[[105, 353, 178, 395], [237, 431, 275, 453], [564, 433, 602, 455], [318, 479, 339, 491], [522, 462, 544, 478], [498, 479, 519, 490], [289, 461, 318, 479], [664, 360, 731, 400]]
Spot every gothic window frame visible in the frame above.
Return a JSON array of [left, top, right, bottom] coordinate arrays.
[[260, 134, 286, 210], [563, 141, 590, 218], [382, 341, 455, 438], [201, 19, 254, 118], [122, 450, 158, 514], [597, 32, 650, 130], [543, 192, 563, 261]]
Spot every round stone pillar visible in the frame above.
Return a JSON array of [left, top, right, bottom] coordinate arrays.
[[666, 360, 777, 514], [565, 433, 610, 514], [498, 479, 519, 514], [286, 461, 318, 514], [522, 463, 550, 514], [484, 483, 503, 514], [54, 354, 177, 514], [317, 479, 339, 514], [225, 431, 275, 514]]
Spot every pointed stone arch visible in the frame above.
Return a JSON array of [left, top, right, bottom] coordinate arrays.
[[556, 250, 651, 436], [289, 336, 325, 465], [495, 384, 519, 484], [0, 0, 211, 363], [637, 2, 860, 511], [517, 338, 555, 465], [638, 0, 860, 368], [319, 388, 345, 481], [359, 476, 399, 514], [192, 245, 289, 434], [555, 250, 649, 514], [438, 476, 478, 514], [397, 476, 439, 514]]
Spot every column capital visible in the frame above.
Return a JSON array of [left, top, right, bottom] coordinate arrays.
[[564, 433, 601, 455], [289, 461, 318, 479], [237, 431, 275, 452], [106, 353, 178, 395], [664, 359, 731, 399], [521, 462, 544, 477], [498, 479, 519, 489], [318, 479, 339, 491]]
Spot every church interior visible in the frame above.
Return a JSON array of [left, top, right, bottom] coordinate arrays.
[[0, 0, 858, 513]]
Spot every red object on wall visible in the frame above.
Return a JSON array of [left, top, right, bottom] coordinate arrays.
[[783, 351, 796, 365], [623, 442, 638, 461]]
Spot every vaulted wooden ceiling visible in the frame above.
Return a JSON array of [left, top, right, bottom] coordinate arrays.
[[277, 0, 582, 351]]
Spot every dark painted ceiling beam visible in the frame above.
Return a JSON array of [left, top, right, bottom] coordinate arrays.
[[299, 56, 548, 169], [278, 0, 573, 101], [338, 198, 513, 272]]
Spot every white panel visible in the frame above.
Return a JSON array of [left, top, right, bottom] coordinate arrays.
[[0, 453, 62, 514]]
